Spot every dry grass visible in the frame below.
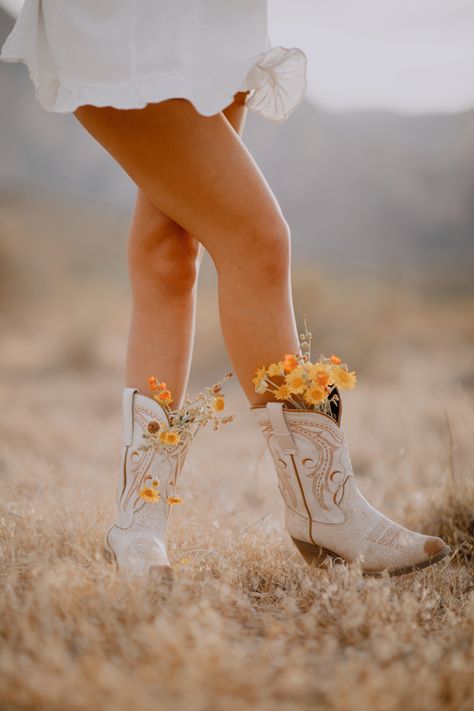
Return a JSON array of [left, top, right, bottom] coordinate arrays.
[[1, 200, 474, 710], [1, 372, 473, 711]]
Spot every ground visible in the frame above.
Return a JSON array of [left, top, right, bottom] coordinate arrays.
[[0, 199, 473, 710]]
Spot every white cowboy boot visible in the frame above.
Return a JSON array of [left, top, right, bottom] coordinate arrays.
[[106, 388, 191, 578], [253, 400, 450, 576]]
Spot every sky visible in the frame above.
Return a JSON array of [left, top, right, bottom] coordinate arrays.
[[268, 0, 474, 113], [2, 0, 474, 114]]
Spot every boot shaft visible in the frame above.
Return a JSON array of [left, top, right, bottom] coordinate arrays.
[[252, 403, 353, 525], [115, 388, 190, 531]]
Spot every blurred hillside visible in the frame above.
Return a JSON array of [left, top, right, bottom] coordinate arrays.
[[1, 8, 473, 279], [1, 7, 473, 387]]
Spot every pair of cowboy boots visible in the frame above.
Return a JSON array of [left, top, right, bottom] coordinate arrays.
[[106, 388, 449, 578]]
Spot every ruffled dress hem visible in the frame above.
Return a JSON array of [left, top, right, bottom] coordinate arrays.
[[0, 40, 307, 124]]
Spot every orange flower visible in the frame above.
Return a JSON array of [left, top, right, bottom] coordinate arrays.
[[167, 495, 183, 505], [308, 362, 332, 387], [316, 372, 330, 387], [158, 389, 172, 401], [159, 381, 168, 390], [283, 354, 299, 373], [330, 355, 342, 365], [148, 376, 159, 391]]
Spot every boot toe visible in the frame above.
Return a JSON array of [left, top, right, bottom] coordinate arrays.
[[424, 536, 447, 557]]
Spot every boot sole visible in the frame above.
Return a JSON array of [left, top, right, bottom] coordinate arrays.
[[291, 537, 452, 577]]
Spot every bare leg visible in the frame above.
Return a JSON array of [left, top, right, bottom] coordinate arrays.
[[125, 92, 249, 403], [126, 197, 200, 402], [74, 98, 300, 404]]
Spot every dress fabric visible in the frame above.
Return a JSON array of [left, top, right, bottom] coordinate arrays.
[[0, 0, 307, 124]]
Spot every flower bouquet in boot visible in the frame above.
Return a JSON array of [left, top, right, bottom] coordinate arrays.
[[251, 324, 449, 576], [106, 373, 234, 578]]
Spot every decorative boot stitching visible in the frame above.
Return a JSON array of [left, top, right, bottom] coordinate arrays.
[[120, 445, 129, 501], [289, 454, 318, 547], [367, 519, 405, 547]]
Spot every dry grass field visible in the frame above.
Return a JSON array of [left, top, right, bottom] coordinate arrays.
[[0, 198, 474, 710]]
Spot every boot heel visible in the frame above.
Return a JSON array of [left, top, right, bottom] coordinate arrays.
[[103, 545, 114, 563], [103, 527, 117, 566], [291, 537, 340, 567]]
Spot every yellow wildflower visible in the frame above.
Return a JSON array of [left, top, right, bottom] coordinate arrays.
[[285, 367, 306, 394], [213, 396, 225, 412], [274, 384, 292, 401], [158, 430, 180, 445], [304, 384, 327, 406], [252, 366, 267, 394], [267, 362, 284, 377], [308, 361, 332, 387], [167, 495, 183, 505], [331, 366, 357, 390], [139, 487, 161, 503], [165, 431, 181, 445], [252, 366, 266, 385]]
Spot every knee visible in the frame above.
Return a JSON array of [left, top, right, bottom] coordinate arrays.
[[129, 221, 199, 296], [243, 213, 291, 282]]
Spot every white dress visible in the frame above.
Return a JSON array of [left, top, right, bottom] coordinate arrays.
[[0, 0, 307, 124]]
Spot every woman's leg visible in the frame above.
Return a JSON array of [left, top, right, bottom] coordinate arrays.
[[125, 93, 249, 403], [74, 98, 300, 404], [126, 197, 200, 402]]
